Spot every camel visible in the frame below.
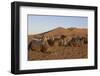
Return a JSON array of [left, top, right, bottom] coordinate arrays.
[[40, 36, 50, 53], [67, 36, 87, 47], [28, 38, 42, 51], [28, 35, 55, 53], [28, 35, 88, 53]]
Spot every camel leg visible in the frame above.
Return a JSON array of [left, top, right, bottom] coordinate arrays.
[[28, 41, 32, 51]]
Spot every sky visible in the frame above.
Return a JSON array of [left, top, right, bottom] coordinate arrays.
[[28, 15, 88, 35]]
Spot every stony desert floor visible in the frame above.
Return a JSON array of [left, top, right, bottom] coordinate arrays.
[[28, 45, 87, 60]]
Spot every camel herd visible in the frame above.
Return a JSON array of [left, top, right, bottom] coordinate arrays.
[[28, 35, 87, 53]]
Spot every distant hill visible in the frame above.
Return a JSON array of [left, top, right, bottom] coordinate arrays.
[[28, 27, 87, 43], [36, 27, 87, 37]]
